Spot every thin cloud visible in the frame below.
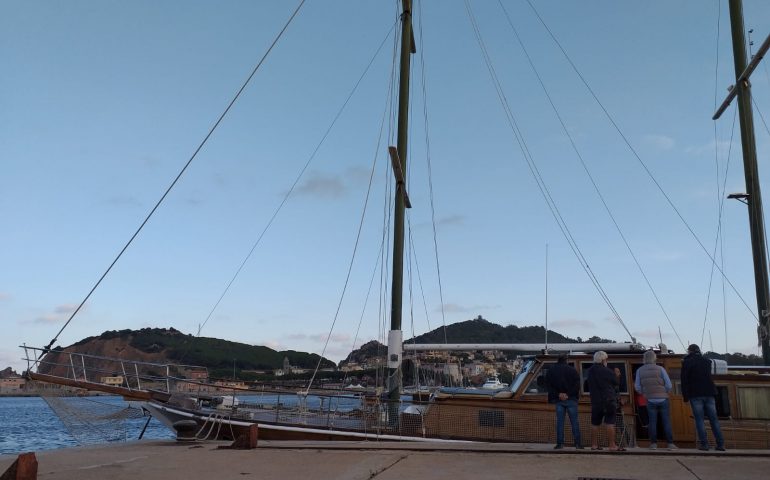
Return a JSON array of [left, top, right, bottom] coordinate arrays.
[[643, 134, 675, 150], [436, 214, 465, 228], [0, 293, 10, 301], [632, 328, 669, 341], [438, 303, 501, 314], [685, 140, 731, 156], [346, 166, 372, 183], [549, 318, 596, 329], [32, 303, 84, 324], [294, 172, 346, 199], [285, 332, 350, 343]]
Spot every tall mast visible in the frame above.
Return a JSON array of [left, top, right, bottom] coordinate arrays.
[[727, 0, 770, 364], [387, 0, 414, 402]]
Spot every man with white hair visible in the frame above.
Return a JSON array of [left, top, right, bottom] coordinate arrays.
[[634, 349, 676, 450], [586, 350, 622, 451]]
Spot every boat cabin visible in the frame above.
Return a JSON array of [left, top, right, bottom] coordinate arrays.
[[428, 351, 770, 448]]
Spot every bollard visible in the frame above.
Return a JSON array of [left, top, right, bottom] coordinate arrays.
[[0, 452, 38, 480]]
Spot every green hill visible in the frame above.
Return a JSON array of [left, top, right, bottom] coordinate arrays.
[[69, 327, 335, 371]]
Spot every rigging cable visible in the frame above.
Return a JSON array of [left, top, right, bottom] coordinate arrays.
[[717, 0, 729, 356], [194, 20, 398, 340], [463, 0, 635, 342], [497, 0, 684, 349], [701, 0, 732, 349], [524, 0, 758, 323], [43, 0, 308, 352], [342, 65, 399, 386], [701, 108, 738, 347], [416, 0, 449, 345]]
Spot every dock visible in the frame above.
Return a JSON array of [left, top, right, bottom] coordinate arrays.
[[2, 440, 769, 480]]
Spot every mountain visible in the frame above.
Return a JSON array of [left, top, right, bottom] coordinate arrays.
[[341, 340, 386, 366], [410, 316, 582, 344], [40, 327, 335, 377], [339, 316, 616, 367]]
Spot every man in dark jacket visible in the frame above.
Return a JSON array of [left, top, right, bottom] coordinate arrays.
[[681, 344, 725, 451], [546, 354, 582, 449]]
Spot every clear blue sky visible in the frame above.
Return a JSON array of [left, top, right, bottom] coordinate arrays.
[[3, 1, 770, 372]]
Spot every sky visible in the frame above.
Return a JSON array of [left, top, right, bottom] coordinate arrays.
[[3, 0, 770, 373]]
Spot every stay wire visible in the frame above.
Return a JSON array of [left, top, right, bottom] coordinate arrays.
[[497, 0, 684, 349], [44, 0, 307, 351], [343, 57, 399, 384], [525, 0, 758, 322], [701, 1, 728, 348], [194, 19, 398, 340], [416, 0, 448, 345], [305, 23, 400, 392], [701, 107, 738, 347], [464, 0, 634, 341]]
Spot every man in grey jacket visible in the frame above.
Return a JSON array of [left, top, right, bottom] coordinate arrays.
[[634, 350, 676, 450]]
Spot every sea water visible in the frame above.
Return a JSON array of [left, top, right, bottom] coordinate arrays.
[[0, 396, 173, 455]]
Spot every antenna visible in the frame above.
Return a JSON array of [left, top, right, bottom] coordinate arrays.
[[658, 326, 663, 345]]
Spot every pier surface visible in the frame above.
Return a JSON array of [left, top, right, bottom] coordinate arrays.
[[2, 440, 769, 480]]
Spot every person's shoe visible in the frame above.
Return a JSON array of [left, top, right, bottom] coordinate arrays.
[[697, 445, 710, 451], [667, 443, 678, 450], [553, 444, 564, 450], [716, 446, 726, 452], [649, 443, 657, 450]]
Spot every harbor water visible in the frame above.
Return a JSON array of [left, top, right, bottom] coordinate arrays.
[[0, 396, 173, 455]]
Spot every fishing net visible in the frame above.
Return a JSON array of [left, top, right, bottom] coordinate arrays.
[[41, 393, 148, 445]]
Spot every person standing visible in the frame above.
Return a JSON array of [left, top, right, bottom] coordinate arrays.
[[547, 354, 582, 449], [586, 351, 622, 451], [681, 344, 726, 451], [634, 350, 677, 450]]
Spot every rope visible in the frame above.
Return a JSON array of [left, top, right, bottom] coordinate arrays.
[[464, 0, 634, 341], [416, 0, 448, 345], [43, 0, 308, 352], [700, 108, 737, 347], [194, 18, 398, 339], [524, 0, 757, 322], [497, 0, 685, 349], [305, 20, 400, 393]]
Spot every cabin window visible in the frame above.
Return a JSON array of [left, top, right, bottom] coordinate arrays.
[[510, 359, 535, 393], [523, 361, 577, 395], [478, 409, 504, 427], [524, 362, 554, 395], [581, 362, 628, 395], [737, 386, 770, 420]]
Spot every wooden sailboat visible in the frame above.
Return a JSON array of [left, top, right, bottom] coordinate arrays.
[[21, 0, 770, 448]]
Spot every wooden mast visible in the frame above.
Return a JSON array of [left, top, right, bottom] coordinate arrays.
[[387, 0, 415, 406], [725, 0, 770, 364]]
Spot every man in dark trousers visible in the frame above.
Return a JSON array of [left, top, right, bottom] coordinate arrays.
[[681, 344, 726, 451], [587, 350, 622, 451], [547, 354, 582, 449]]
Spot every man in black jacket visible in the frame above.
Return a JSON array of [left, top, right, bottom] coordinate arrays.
[[547, 354, 582, 449], [681, 344, 725, 451]]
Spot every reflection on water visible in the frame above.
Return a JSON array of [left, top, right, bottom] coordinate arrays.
[[0, 396, 173, 455]]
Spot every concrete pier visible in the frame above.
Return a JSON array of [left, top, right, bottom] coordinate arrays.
[[2, 440, 769, 480]]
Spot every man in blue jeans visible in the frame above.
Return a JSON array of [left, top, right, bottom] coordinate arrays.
[[547, 354, 582, 449], [681, 344, 725, 451], [634, 350, 676, 449]]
